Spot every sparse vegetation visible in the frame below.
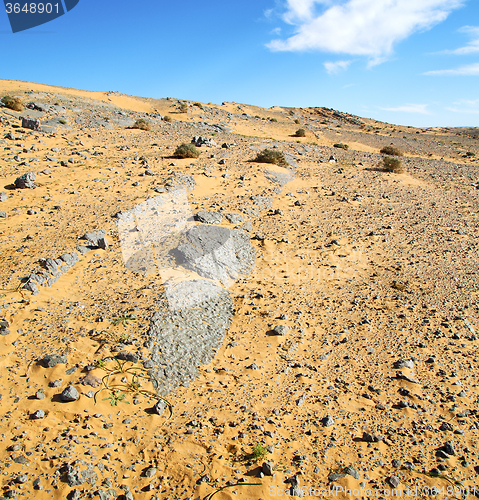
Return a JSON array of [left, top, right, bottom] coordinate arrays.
[[294, 119, 300, 124], [132, 118, 151, 131], [1, 95, 24, 111], [193, 102, 203, 109], [380, 145, 403, 156], [112, 314, 137, 326], [179, 103, 188, 113], [269, 117, 278, 122], [466, 151, 475, 157], [294, 128, 306, 137], [247, 443, 269, 463], [174, 143, 200, 159], [333, 143, 349, 150], [382, 156, 404, 173], [254, 148, 288, 166], [59, 119, 67, 125], [163, 115, 172, 122]]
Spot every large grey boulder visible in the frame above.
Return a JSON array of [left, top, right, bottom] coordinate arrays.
[[174, 225, 256, 287], [192, 136, 217, 147], [146, 280, 234, 395], [15, 172, 36, 189]]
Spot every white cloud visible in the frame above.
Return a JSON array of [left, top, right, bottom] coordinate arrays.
[[442, 26, 479, 55], [447, 98, 479, 114], [267, 0, 464, 63], [424, 62, 479, 75], [324, 60, 352, 74], [379, 104, 431, 114]]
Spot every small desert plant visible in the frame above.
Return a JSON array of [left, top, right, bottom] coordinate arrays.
[[382, 156, 404, 173], [174, 143, 200, 159], [59, 119, 67, 125], [132, 119, 151, 131], [254, 148, 288, 166], [466, 151, 475, 157], [333, 143, 348, 150], [163, 115, 172, 122], [179, 103, 188, 113], [248, 443, 269, 463], [294, 128, 306, 137], [294, 119, 300, 124], [269, 117, 278, 123], [112, 314, 137, 327], [193, 102, 203, 109], [380, 145, 403, 156], [1, 95, 24, 111]]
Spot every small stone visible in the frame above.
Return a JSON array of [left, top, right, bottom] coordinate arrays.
[[153, 399, 166, 415], [0, 211, 7, 219], [83, 230, 108, 250], [0, 192, 7, 202], [343, 465, 360, 480], [196, 210, 223, 224], [273, 325, 289, 336], [442, 442, 455, 456], [31, 410, 45, 419], [60, 386, 79, 402], [262, 462, 274, 476], [387, 475, 400, 488], [321, 416, 334, 427], [393, 359, 414, 369], [144, 467, 157, 478]]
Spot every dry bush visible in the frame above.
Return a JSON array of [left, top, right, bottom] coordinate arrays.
[[179, 103, 188, 113], [174, 143, 200, 159], [254, 149, 288, 166], [333, 143, 348, 150], [382, 156, 404, 173], [1, 95, 24, 111], [294, 128, 306, 137], [380, 145, 403, 156], [132, 119, 151, 131], [163, 115, 172, 122]]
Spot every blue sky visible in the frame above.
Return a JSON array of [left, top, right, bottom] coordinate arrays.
[[1, 0, 479, 127]]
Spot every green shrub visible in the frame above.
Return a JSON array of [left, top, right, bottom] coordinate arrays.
[[380, 145, 403, 156], [254, 148, 288, 166], [179, 103, 188, 113], [59, 119, 67, 125], [466, 151, 475, 157], [294, 119, 300, 124], [333, 143, 348, 150], [1, 95, 24, 111], [163, 115, 172, 122], [132, 118, 151, 131], [382, 156, 404, 173], [193, 102, 203, 109], [269, 118, 278, 123], [294, 128, 306, 137], [174, 143, 200, 159]]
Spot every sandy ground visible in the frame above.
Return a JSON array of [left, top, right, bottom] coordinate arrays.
[[0, 79, 479, 500]]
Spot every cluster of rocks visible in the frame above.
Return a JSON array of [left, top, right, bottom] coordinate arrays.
[[23, 230, 109, 294], [191, 136, 217, 147]]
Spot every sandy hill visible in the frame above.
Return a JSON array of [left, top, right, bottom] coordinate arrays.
[[0, 79, 479, 499]]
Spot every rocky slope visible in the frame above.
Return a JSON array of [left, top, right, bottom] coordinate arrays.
[[0, 79, 479, 499]]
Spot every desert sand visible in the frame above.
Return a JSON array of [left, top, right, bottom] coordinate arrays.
[[0, 79, 478, 500]]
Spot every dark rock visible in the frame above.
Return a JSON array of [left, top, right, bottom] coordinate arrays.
[[388, 475, 400, 488], [14, 172, 36, 189], [40, 354, 67, 368], [262, 462, 274, 476], [321, 416, 334, 427], [116, 351, 139, 363], [393, 359, 414, 369], [21, 117, 40, 131], [60, 386, 79, 402]]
